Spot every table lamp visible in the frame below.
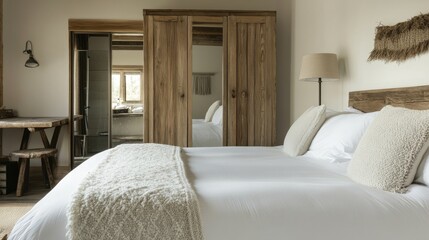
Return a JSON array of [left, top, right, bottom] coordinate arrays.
[[299, 53, 339, 105]]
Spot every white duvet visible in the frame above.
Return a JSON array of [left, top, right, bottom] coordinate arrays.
[[9, 146, 429, 240], [192, 119, 222, 147]]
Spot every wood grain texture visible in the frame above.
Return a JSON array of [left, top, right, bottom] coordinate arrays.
[[227, 15, 276, 146], [192, 27, 223, 46], [227, 16, 237, 146], [222, 16, 228, 146], [144, 15, 153, 143], [144, 11, 276, 147], [187, 17, 193, 146], [10, 148, 57, 159], [13, 149, 57, 197], [144, 15, 189, 147], [68, 19, 143, 33], [0, 117, 69, 129], [349, 85, 429, 112], [144, 9, 276, 17]]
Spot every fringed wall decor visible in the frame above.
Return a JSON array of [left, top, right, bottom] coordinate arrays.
[[368, 13, 429, 63], [193, 73, 214, 95]]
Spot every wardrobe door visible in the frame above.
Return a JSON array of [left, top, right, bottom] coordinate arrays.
[[227, 16, 276, 146], [144, 15, 190, 146]]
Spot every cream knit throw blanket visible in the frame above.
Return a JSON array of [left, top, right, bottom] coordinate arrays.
[[67, 144, 203, 240]]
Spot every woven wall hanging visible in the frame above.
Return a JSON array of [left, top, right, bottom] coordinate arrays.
[[368, 13, 429, 63]]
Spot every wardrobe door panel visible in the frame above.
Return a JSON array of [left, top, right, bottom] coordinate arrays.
[[144, 15, 189, 146], [227, 16, 276, 146]]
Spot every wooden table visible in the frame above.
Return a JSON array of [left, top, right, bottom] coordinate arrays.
[[0, 117, 70, 187], [0, 117, 69, 152]]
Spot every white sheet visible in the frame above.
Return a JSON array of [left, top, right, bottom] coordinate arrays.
[[9, 146, 429, 240], [192, 119, 222, 147]]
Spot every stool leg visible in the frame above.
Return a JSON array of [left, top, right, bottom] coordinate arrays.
[[41, 158, 49, 188], [16, 158, 29, 197], [42, 157, 55, 188]]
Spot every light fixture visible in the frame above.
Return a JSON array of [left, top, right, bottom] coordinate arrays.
[[299, 53, 340, 105], [23, 41, 39, 68]]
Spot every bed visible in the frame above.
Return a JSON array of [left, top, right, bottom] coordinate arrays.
[[192, 102, 223, 147], [192, 119, 222, 147], [9, 86, 429, 240]]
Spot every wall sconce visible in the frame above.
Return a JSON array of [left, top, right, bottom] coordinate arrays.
[[23, 41, 39, 68]]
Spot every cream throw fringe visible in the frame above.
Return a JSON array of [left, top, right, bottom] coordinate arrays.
[[368, 13, 429, 62], [67, 144, 203, 240]]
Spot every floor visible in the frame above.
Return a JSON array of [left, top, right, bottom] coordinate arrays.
[[0, 166, 69, 238], [0, 203, 34, 239], [0, 166, 69, 203]]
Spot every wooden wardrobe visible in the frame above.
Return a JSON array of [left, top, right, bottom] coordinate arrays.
[[144, 10, 276, 147]]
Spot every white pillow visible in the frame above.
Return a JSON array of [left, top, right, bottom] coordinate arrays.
[[305, 111, 378, 162], [414, 149, 429, 186], [283, 105, 326, 157], [204, 100, 221, 122], [348, 106, 429, 193], [212, 106, 223, 125], [344, 106, 364, 114]]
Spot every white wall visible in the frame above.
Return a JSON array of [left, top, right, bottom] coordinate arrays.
[[291, 0, 429, 120], [3, 0, 291, 166], [112, 50, 143, 66], [192, 45, 223, 119]]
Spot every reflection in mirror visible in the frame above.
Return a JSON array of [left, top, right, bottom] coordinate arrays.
[[192, 25, 223, 147], [73, 34, 111, 164], [111, 33, 144, 147], [72, 32, 143, 167]]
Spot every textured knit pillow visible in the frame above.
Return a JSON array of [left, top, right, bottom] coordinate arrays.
[[348, 106, 429, 193], [204, 100, 221, 122], [283, 105, 326, 156]]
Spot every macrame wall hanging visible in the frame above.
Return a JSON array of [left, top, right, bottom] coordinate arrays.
[[368, 13, 429, 63], [193, 73, 214, 95]]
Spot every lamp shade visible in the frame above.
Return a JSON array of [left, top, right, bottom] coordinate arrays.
[[299, 53, 339, 81], [25, 54, 39, 68]]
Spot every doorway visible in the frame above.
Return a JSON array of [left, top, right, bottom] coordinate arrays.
[[68, 19, 143, 168]]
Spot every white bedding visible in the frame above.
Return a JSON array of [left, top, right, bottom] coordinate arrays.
[[192, 119, 222, 147], [9, 146, 429, 240]]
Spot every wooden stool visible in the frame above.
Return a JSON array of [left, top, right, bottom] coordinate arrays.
[[10, 148, 57, 197]]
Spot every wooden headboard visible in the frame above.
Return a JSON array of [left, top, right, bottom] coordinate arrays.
[[349, 85, 429, 113]]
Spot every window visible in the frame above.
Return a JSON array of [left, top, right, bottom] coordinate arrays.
[[112, 66, 143, 103], [125, 73, 141, 101]]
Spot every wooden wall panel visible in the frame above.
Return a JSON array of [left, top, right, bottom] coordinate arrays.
[[227, 16, 276, 146], [144, 15, 189, 147], [349, 85, 429, 112]]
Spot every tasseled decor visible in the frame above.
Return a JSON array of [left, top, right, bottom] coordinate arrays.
[[368, 13, 429, 63], [193, 74, 212, 95]]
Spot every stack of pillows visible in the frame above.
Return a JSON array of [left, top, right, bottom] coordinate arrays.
[[283, 105, 429, 193]]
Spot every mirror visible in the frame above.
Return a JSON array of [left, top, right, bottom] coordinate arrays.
[[111, 33, 144, 148], [72, 34, 111, 165], [191, 24, 224, 147], [71, 32, 143, 167]]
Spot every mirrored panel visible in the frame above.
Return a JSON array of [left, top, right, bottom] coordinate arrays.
[[73, 34, 111, 164], [191, 24, 223, 147], [111, 34, 144, 147]]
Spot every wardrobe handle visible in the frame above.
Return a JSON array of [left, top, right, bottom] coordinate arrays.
[[231, 89, 236, 98]]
